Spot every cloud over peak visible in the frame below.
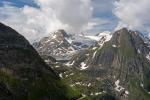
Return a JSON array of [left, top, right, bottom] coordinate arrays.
[[114, 0, 150, 34], [1, 0, 150, 41], [0, 0, 93, 42]]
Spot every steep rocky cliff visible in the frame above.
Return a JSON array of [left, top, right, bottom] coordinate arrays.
[[67, 28, 150, 100]]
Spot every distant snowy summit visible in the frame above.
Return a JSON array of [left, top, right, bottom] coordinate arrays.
[[33, 29, 112, 61]]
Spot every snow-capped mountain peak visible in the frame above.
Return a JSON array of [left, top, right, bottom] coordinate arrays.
[[33, 29, 76, 60], [33, 30, 113, 61], [96, 31, 112, 46]]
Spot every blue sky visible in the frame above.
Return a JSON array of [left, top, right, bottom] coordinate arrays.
[[0, 0, 150, 41], [0, 0, 36, 7], [91, 0, 117, 32], [0, 0, 117, 23], [0, 0, 117, 32]]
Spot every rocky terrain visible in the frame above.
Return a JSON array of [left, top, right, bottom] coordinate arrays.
[[0, 22, 80, 100], [66, 28, 150, 100], [40, 28, 150, 100], [33, 30, 76, 61], [33, 29, 110, 61]]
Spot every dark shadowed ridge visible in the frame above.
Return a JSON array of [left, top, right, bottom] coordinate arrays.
[[0, 22, 80, 100]]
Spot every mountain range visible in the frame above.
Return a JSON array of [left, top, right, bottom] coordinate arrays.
[[33, 27, 150, 100], [33, 29, 112, 62], [1, 22, 150, 100]]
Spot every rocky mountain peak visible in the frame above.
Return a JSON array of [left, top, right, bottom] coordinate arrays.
[[33, 29, 75, 61], [54, 29, 69, 38], [111, 28, 150, 55], [68, 28, 150, 99]]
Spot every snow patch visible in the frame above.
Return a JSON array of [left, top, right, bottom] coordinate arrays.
[[113, 75, 116, 79], [44, 60, 50, 63], [80, 62, 88, 70], [112, 44, 117, 48], [65, 74, 68, 77], [82, 94, 86, 98], [98, 32, 112, 41], [114, 80, 130, 96], [90, 91, 106, 96], [98, 32, 112, 47], [69, 73, 74, 76], [75, 82, 82, 85], [140, 83, 144, 87], [88, 83, 91, 87], [146, 52, 150, 61], [71, 34, 96, 49], [90, 93, 94, 96], [74, 82, 92, 87], [92, 51, 97, 59], [125, 91, 129, 94], [85, 54, 90, 56], [50, 42, 54, 44], [55, 65, 60, 68], [70, 84, 75, 87], [65, 37, 73, 44], [92, 47, 97, 50], [65, 61, 75, 66], [85, 35, 100, 41], [115, 80, 125, 92], [95, 92, 102, 95], [59, 73, 63, 78], [51, 34, 57, 39], [138, 49, 141, 54]]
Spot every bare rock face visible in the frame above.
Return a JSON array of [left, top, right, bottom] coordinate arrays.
[[0, 22, 79, 100], [69, 28, 150, 100], [33, 29, 75, 61]]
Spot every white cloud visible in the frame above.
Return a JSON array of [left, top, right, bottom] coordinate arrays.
[[0, 0, 93, 42], [114, 0, 150, 34]]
